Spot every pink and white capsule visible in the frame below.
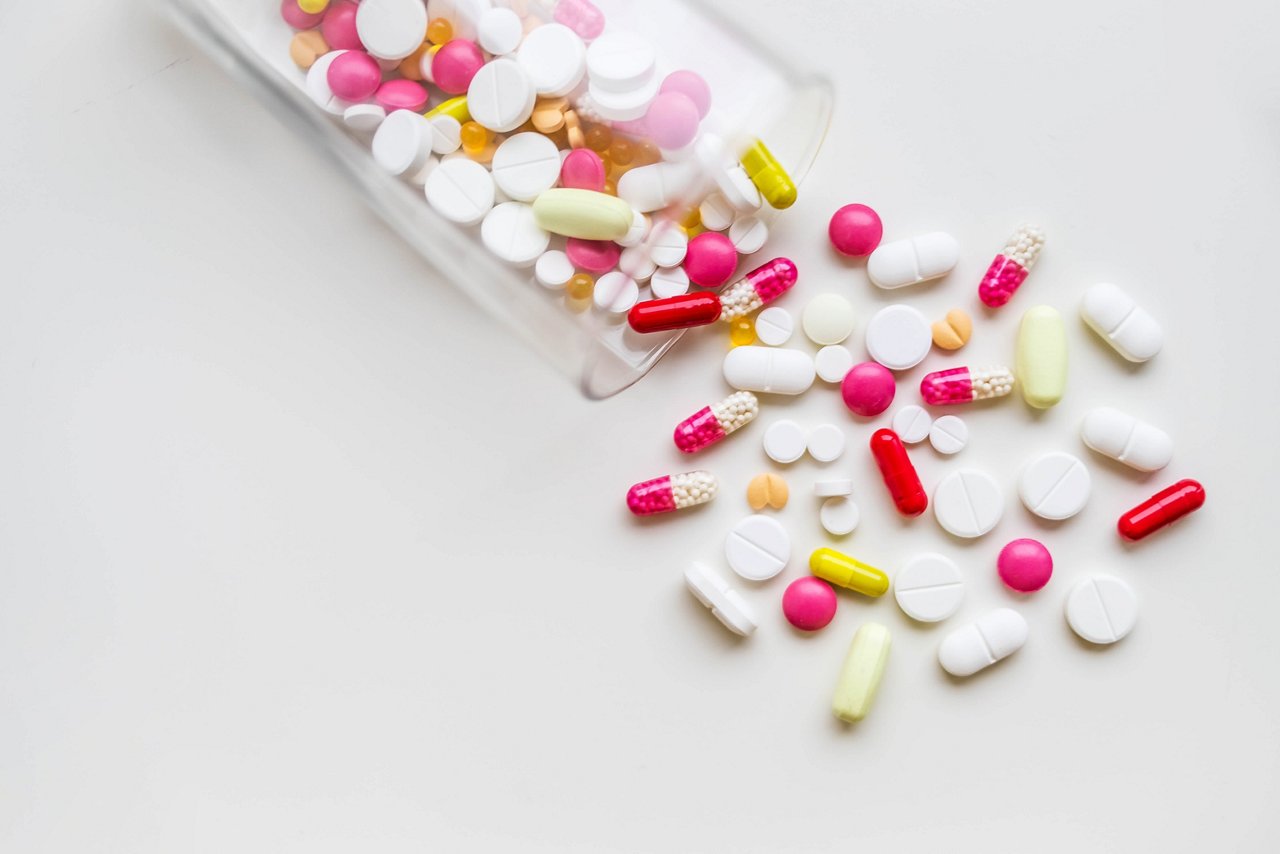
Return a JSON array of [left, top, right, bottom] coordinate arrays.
[[674, 391, 759, 453], [920, 366, 1015, 406], [627, 471, 719, 516], [978, 225, 1046, 308], [718, 257, 798, 321]]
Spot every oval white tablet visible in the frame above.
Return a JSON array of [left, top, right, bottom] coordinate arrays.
[[1080, 407, 1173, 472], [763, 419, 807, 464], [814, 345, 854, 384], [648, 227, 688, 268], [820, 496, 860, 536], [929, 415, 969, 455], [585, 31, 655, 92], [478, 7, 523, 55], [1018, 451, 1091, 520], [934, 469, 1004, 538], [481, 202, 550, 266], [802, 294, 856, 345], [894, 553, 964, 623], [685, 562, 757, 636], [698, 193, 735, 231], [515, 23, 587, 97], [1065, 575, 1137, 645], [729, 216, 769, 255], [723, 347, 816, 395], [305, 50, 352, 115], [618, 245, 656, 281], [755, 307, 794, 346], [814, 479, 854, 497], [867, 232, 960, 289], [892, 405, 933, 444], [807, 424, 845, 463], [534, 250, 575, 289], [650, 265, 690, 299], [357, 0, 428, 60], [491, 132, 561, 201], [865, 304, 932, 371], [1081, 282, 1163, 362], [593, 272, 639, 314], [343, 103, 386, 133], [425, 157, 495, 225], [725, 514, 791, 581], [467, 57, 537, 133], [938, 608, 1028, 677]]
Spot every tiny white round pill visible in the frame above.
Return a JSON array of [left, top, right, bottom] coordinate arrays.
[[648, 227, 688, 268], [491, 132, 562, 201], [806, 424, 845, 463], [754, 307, 794, 346], [535, 250, 575, 289], [478, 7, 523, 55], [356, 0, 428, 61], [593, 272, 639, 314], [763, 419, 807, 464], [801, 294, 856, 345], [698, 193, 735, 231], [1019, 451, 1091, 520], [814, 345, 854, 383], [425, 157, 495, 225], [618, 245, 656, 281], [515, 23, 586, 97], [467, 57, 537, 133], [481, 202, 549, 266], [428, 114, 462, 154], [894, 553, 965, 623], [729, 215, 768, 255], [929, 415, 969, 455], [865, 304, 932, 371], [650, 266, 690, 298], [934, 469, 1004, 539], [820, 496, 860, 536], [814, 479, 854, 497], [373, 110, 433, 176], [892, 405, 933, 444], [725, 514, 791, 581], [1066, 574, 1138, 644]]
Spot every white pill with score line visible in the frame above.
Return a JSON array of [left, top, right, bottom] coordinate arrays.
[[934, 469, 1004, 538], [593, 272, 639, 314], [685, 562, 757, 636], [467, 57, 537, 133], [481, 202, 549, 266], [648, 227, 688, 268], [650, 266, 690, 298], [892, 405, 933, 444], [357, 0, 428, 60], [491, 133, 562, 201], [755, 307, 794, 346], [894, 553, 965, 623], [729, 216, 769, 255], [929, 415, 969, 455], [1018, 451, 1091, 520], [515, 23, 586, 97], [725, 514, 791, 581], [939, 608, 1028, 677], [1066, 575, 1138, 644], [425, 157, 496, 225]]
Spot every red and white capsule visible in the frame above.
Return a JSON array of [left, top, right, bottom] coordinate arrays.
[[920, 366, 1015, 406], [978, 225, 1045, 308], [1118, 478, 1205, 541], [626, 471, 719, 516], [718, 257, 798, 320], [674, 391, 759, 453]]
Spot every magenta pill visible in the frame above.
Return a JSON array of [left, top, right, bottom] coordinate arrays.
[[328, 50, 382, 101], [841, 362, 896, 417], [828, 204, 884, 257], [684, 232, 738, 289], [643, 92, 701, 150], [782, 577, 838, 632], [375, 79, 429, 113], [565, 238, 621, 274], [997, 538, 1053, 593], [433, 39, 486, 95], [320, 1, 363, 50], [281, 0, 325, 29], [659, 70, 711, 119], [560, 148, 606, 191]]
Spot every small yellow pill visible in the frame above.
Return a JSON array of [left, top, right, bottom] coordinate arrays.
[[740, 139, 797, 210], [747, 473, 789, 510], [426, 95, 471, 124], [931, 308, 972, 350], [1015, 305, 1068, 409], [566, 273, 595, 301], [297, 0, 329, 13], [729, 317, 755, 347], [426, 17, 453, 45], [809, 548, 889, 597], [832, 623, 891, 723], [459, 120, 490, 153]]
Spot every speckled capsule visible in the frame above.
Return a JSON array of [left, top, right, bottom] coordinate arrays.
[[718, 258, 798, 321], [920, 366, 1015, 406], [674, 392, 759, 453], [626, 471, 719, 516], [978, 225, 1046, 308]]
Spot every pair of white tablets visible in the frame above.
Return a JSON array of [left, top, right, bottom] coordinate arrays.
[[762, 421, 845, 464], [891, 405, 968, 454]]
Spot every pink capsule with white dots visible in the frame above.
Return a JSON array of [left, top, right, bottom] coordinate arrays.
[[627, 471, 719, 516], [920, 366, 1015, 406], [978, 225, 1046, 307], [674, 392, 759, 453], [718, 257, 798, 321]]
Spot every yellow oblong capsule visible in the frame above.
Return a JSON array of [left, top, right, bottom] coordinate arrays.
[[809, 548, 889, 597], [532, 189, 635, 240], [740, 139, 797, 210], [1015, 305, 1068, 409], [832, 622, 891, 723], [425, 95, 471, 124]]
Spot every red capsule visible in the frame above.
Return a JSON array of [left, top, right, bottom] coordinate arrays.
[[628, 292, 722, 333], [1118, 478, 1205, 541], [869, 428, 927, 517]]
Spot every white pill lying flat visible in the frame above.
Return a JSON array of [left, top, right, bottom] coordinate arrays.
[[934, 469, 1004, 538], [428, 114, 462, 154], [939, 608, 1028, 677], [585, 31, 655, 92], [535, 250, 575, 289], [1081, 282, 1163, 362], [814, 479, 854, 497], [618, 160, 698, 213], [866, 304, 932, 371], [618, 245, 656, 281], [478, 7, 523, 55], [648, 227, 688, 268], [698, 193, 735, 231], [763, 419, 807, 464], [467, 57, 537, 133], [373, 110, 434, 175], [685, 562, 757, 636], [894, 553, 964, 623], [723, 347, 816, 395], [725, 514, 791, 581], [755, 307, 794, 346], [650, 265, 690, 298], [515, 23, 586, 97], [491, 133, 562, 201], [593, 272, 639, 314], [717, 164, 762, 212], [867, 232, 960, 289], [343, 103, 386, 133], [615, 210, 650, 248], [425, 157, 495, 225], [820, 496, 860, 536], [1018, 451, 1091, 520], [357, 0, 428, 60], [892, 405, 933, 444], [1065, 574, 1137, 645], [807, 424, 845, 463], [1081, 407, 1173, 472], [929, 415, 969, 455], [481, 202, 549, 266], [802, 294, 856, 346], [729, 216, 768, 255], [306, 50, 352, 115], [814, 345, 854, 383], [426, 0, 486, 41], [587, 78, 660, 122]]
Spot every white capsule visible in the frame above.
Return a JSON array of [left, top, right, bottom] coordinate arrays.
[[939, 608, 1028, 677], [723, 347, 816, 396], [1080, 282, 1163, 362], [1080, 407, 1173, 472], [867, 232, 960, 289]]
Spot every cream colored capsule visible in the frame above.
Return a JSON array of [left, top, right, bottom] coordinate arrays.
[[532, 189, 635, 240], [1015, 305, 1067, 409], [831, 622, 891, 723]]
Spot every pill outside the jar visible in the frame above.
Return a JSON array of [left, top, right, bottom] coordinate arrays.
[[820, 496, 860, 536], [1118, 478, 1206, 541], [865, 304, 933, 371], [869, 429, 928, 517], [932, 308, 973, 350], [810, 548, 890, 597], [831, 623, 891, 723], [867, 232, 960, 289], [928, 415, 969, 455], [815, 345, 855, 383], [997, 538, 1053, 593], [828, 203, 883, 257], [892, 405, 933, 444], [763, 419, 808, 464], [754, 307, 794, 346], [1081, 282, 1163, 362], [729, 215, 769, 255], [685, 562, 757, 637], [726, 514, 792, 581], [491, 132, 562, 201], [801, 294, 856, 345], [814, 479, 854, 497], [894, 553, 965, 623], [1066, 575, 1138, 644], [650, 265, 691, 299], [480, 202, 550, 266], [626, 470, 718, 516], [593, 272, 640, 313], [1080, 407, 1173, 472], [425, 157, 496, 225], [938, 608, 1028, 677], [934, 469, 1004, 538], [807, 424, 846, 463], [783, 577, 838, 631], [1018, 451, 1091, 520], [1015, 305, 1068, 409], [747, 473, 789, 510], [534, 250, 575, 289], [723, 347, 816, 395]]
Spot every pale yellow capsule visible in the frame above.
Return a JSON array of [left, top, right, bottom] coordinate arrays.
[[832, 623, 891, 723], [1015, 305, 1067, 409], [532, 189, 635, 240]]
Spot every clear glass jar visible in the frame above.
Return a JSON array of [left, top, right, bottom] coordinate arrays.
[[163, 0, 832, 397]]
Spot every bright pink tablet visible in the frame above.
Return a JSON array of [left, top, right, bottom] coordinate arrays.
[[328, 50, 382, 101], [560, 148, 606, 191], [782, 577, 837, 631], [320, 2, 363, 50], [376, 79, 429, 112], [684, 232, 737, 289], [841, 362, 896, 417], [433, 39, 485, 95], [565, 238, 621, 274], [997, 538, 1053, 593], [829, 204, 883, 257]]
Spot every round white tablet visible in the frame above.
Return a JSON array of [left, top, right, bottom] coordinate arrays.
[[716, 164, 762, 211], [373, 110, 434, 175], [814, 345, 854, 383], [357, 0, 428, 60], [806, 424, 845, 463], [755, 307, 794, 346], [615, 210, 650, 248], [647, 227, 688, 268], [491, 133, 561, 201], [478, 7, 523, 55], [425, 157, 495, 225], [650, 266, 690, 298], [892, 405, 933, 444], [534, 250, 574, 289], [428, 114, 462, 154], [343, 102, 387, 132], [729, 216, 769, 255], [586, 78, 660, 122], [585, 31, 656, 92], [929, 415, 969, 455], [934, 469, 1004, 538], [814, 479, 854, 497], [593, 272, 639, 314], [618, 245, 656, 281], [725, 514, 791, 581], [894, 553, 965, 623], [763, 419, 807, 464], [1066, 574, 1138, 644], [801, 294, 856, 345], [1019, 451, 1091, 520], [865, 304, 932, 370], [306, 50, 351, 114], [515, 23, 587, 97], [467, 57, 537, 133], [698, 193, 735, 231], [820, 496, 860, 536], [481, 202, 550, 266]]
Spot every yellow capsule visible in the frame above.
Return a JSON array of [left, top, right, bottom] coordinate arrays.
[[809, 548, 889, 597], [427, 95, 471, 124], [729, 317, 755, 347], [566, 273, 595, 301], [740, 139, 798, 210], [297, 0, 329, 12], [459, 120, 490, 153], [426, 17, 453, 45], [832, 623, 891, 723]]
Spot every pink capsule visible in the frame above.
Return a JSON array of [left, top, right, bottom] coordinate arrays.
[[920, 366, 1015, 405], [674, 392, 759, 453], [555, 0, 606, 40], [718, 257, 798, 320], [627, 471, 718, 516], [978, 225, 1046, 308]]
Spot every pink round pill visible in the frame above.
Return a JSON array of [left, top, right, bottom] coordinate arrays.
[[565, 238, 620, 275], [997, 538, 1053, 593], [433, 39, 485, 95], [320, 1, 363, 50], [328, 50, 382, 101], [684, 232, 738, 289], [643, 92, 700, 150], [828, 203, 883, 257], [659, 70, 711, 119], [560, 148, 606, 191], [841, 362, 896, 417], [375, 79, 429, 113], [782, 577, 837, 632], [281, 0, 325, 29]]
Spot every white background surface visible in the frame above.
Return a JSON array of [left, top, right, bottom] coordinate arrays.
[[2, 1, 1279, 851]]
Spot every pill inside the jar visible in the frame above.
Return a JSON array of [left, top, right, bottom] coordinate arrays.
[[867, 232, 960, 289]]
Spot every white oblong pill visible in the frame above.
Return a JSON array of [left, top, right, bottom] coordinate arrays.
[[867, 232, 959, 289], [478, 7, 523, 55], [755, 307, 794, 346], [763, 419, 807, 464], [618, 160, 698, 214], [428, 114, 462, 154], [425, 157, 495, 225], [593, 272, 639, 314], [934, 469, 1004, 538], [306, 50, 352, 115], [814, 479, 854, 497], [698, 192, 736, 231], [723, 347, 816, 396], [515, 23, 587, 97], [1066, 575, 1137, 645], [892, 405, 933, 444], [618, 245, 656, 281], [807, 424, 845, 463], [1081, 282, 1163, 362], [929, 415, 969, 455], [481, 202, 550, 266], [650, 265, 690, 299], [820, 496, 860, 536], [814, 345, 854, 384], [939, 608, 1028, 677], [729, 215, 768, 255], [491, 132, 561, 201], [802, 294, 856, 346], [894, 553, 964, 623], [648, 226, 688, 268], [534, 250, 575, 289], [467, 57, 537, 133], [725, 514, 791, 581], [1080, 407, 1173, 472], [685, 562, 757, 636], [357, 0, 428, 60], [865, 304, 932, 371], [1018, 451, 1091, 520], [343, 102, 386, 133], [585, 31, 655, 92]]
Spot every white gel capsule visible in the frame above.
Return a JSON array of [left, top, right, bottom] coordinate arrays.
[[1080, 282, 1163, 362], [939, 608, 1028, 677], [723, 347, 816, 396], [685, 562, 757, 636], [1080, 407, 1173, 472], [867, 232, 960, 289], [617, 161, 699, 213]]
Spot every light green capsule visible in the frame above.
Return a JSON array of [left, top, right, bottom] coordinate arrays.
[[1015, 305, 1067, 409], [532, 189, 635, 240], [832, 623, 891, 723]]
